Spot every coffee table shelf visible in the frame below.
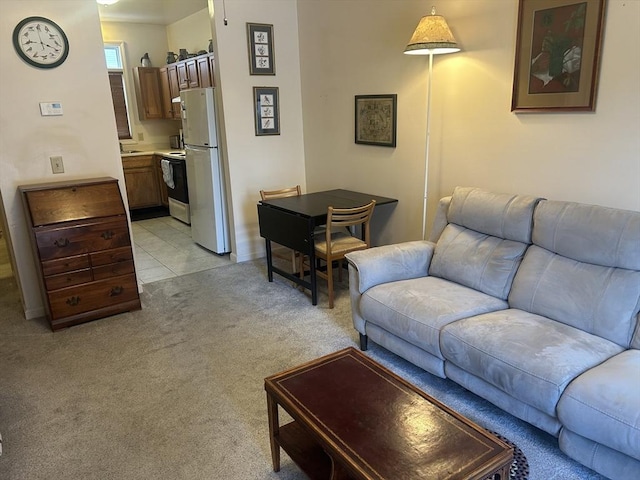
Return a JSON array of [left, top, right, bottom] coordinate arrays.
[[276, 421, 335, 479]]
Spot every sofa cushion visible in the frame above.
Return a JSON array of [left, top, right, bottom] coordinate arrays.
[[429, 224, 528, 300], [533, 200, 640, 270], [557, 349, 640, 461], [360, 276, 507, 360], [509, 245, 640, 347], [440, 309, 624, 417], [447, 186, 541, 243]]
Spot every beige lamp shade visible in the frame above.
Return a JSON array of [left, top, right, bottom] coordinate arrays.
[[404, 8, 460, 55]]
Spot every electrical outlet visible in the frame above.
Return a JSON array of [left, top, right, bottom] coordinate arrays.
[[50, 156, 64, 174], [138, 132, 144, 141]]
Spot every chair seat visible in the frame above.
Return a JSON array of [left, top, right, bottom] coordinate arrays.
[[315, 232, 367, 255]]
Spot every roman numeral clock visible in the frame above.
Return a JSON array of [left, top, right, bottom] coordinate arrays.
[[13, 16, 69, 68]]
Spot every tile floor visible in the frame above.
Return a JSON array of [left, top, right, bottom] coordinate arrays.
[[131, 216, 231, 285]]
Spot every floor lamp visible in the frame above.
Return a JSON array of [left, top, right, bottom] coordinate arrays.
[[404, 7, 460, 240]]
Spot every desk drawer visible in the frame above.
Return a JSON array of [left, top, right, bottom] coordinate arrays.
[[91, 246, 133, 266], [93, 260, 135, 280], [36, 218, 130, 261], [48, 274, 138, 319], [44, 269, 92, 291], [41, 254, 90, 276]]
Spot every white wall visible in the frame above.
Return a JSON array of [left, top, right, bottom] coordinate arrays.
[[100, 21, 180, 147], [436, 0, 639, 211], [167, 8, 212, 55], [211, 0, 306, 262], [297, 0, 640, 244], [0, 1, 130, 319]]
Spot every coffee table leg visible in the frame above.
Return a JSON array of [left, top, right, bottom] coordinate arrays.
[[329, 458, 351, 480], [266, 393, 281, 471]]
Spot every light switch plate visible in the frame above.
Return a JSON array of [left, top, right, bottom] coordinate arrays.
[[50, 156, 64, 174]]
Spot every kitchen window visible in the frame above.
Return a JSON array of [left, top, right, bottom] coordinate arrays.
[[104, 43, 132, 140]]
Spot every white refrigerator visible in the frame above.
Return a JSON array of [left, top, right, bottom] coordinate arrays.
[[181, 88, 230, 254]]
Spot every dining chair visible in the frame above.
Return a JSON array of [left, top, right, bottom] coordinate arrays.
[[312, 200, 376, 308], [260, 185, 304, 280]]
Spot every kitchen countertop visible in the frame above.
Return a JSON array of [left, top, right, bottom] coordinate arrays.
[[121, 149, 185, 159]]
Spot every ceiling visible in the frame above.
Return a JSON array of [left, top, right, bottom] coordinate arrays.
[[97, 0, 208, 25]]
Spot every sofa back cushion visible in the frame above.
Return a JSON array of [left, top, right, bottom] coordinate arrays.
[[446, 186, 541, 243], [532, 200, 640, 270], [429, 187, 541, 300], [509, 200, 640, 347], [430, 225, 528, 299]]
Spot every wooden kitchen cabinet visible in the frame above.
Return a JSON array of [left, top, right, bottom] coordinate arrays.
[[177, 60, 199, 90], [159, 65, 181, 119], [133, 67, 164, 120], [174, 53, 215, 91], [19, 178, 141, 331], [208, 54, 216, 86], [135, 54, 216, 122], [197, 55, 213, 88], [122, 155, 161, 209]]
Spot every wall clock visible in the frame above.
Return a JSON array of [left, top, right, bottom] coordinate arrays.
[[13, 16, 69, 69]]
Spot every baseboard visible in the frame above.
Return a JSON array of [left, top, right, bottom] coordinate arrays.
[[25, 306, 46, 320]]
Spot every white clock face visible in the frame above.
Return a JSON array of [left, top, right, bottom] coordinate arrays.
[[13, 17, 69, 68]]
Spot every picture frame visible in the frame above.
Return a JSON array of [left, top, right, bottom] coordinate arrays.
[[253, 87, 280, 136], [511, 0, 606, 112], [247, 23, 275, 75], [354, 94, 397, 147]]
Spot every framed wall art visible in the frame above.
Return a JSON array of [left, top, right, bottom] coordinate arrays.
[[511, 0, 606, 112], [354, 94, 397, 147], [247, 23, 275, 75], [253, 87, 280, 136]]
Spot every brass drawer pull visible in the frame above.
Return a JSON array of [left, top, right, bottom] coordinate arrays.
[[66, 296, 80, 306], [54, 238, 70, 247], [101, 230, 115, 240], [109, 286, 123, 296]]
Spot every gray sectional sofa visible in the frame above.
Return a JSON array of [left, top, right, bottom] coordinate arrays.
[[345, 187, 640, 480]]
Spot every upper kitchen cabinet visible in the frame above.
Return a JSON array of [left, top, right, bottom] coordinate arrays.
[[160, 65, 181, 119], [177, 59, 199, 90], [132, 54, 216, 122], [197, 55, 213, 88], [133, 67, 164, 121]]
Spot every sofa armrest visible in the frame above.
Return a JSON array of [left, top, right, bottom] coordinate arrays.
[[345, 240, 434, 294]]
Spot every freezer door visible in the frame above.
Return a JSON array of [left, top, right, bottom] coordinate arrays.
[[185, 145, 229, 254], [181, 88, 218, 147]]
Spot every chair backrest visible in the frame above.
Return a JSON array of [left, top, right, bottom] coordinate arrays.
[[325, 201, 376, 252], [260, 185, 301, 201]]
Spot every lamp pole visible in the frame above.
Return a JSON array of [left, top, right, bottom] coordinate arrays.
[[422, 52, 434, 240]]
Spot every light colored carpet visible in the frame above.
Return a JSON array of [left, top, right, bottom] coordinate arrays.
[[0, 261, 605, 479]]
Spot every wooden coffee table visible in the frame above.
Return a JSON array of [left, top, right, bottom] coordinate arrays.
[[265, 347, 513, 480]]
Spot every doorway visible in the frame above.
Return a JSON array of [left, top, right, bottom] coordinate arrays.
[[0, 194, 24, 318]]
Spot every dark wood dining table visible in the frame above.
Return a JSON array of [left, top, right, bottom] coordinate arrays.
[[257, 189, 398, 305]]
